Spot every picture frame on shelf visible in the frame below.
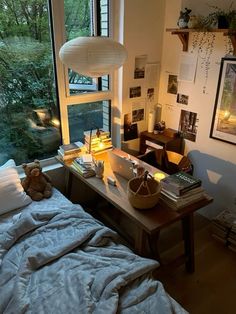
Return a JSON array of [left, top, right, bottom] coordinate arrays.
[[210, 57, 236, 145]]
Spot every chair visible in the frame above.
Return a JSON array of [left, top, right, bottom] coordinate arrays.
[[138, 149, 193, 175]]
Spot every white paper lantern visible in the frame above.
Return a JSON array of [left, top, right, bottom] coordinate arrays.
[[59, 36, 128, 77]]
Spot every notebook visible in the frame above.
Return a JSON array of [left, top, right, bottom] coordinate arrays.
[[108, 151, 135, 180]]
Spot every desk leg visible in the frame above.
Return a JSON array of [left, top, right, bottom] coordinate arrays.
[[182, 213, 194, 273], [134, 229, 162, 263], [147, 232, 162, 263], [134, 229, 147, 256]]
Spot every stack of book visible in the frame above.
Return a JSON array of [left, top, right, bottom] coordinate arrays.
[[159, 171, 205, 209], [84, 129, 112, 154], [58, 142, 84, 161], [71, 154, 96, 178], [211, 209, 236, 247]]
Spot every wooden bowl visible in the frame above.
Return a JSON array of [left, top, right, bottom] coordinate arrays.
[[127, 177, 161, 209]]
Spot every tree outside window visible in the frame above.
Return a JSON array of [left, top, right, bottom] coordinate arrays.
[[0, 0, 91, 164]]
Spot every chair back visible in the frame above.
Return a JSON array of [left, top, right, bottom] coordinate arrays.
[[138, 149, 193, 175]]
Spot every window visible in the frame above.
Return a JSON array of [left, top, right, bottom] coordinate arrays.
[[53, 0, 112, 146], [0, 0, 61, 165], [0, 0, 111, 165]]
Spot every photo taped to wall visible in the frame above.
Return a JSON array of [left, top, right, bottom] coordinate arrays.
[[167, 74, 178, 95], [178, 109, 198, 142], [129, 86, 141, 98], [177, 93, 189, 105]]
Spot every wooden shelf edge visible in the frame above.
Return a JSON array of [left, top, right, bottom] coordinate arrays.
[[166, 28, 236, 33], [166, 28, 236, 54]]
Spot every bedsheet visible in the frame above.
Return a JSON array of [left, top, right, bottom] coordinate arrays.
[[0, 189, 188, 314]]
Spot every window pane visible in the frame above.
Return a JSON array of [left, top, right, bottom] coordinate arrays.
[[0, 0, 61, 165], [64, 0, 109, 95], [100, 0, 109, 36], [68, 101, 110, 143]]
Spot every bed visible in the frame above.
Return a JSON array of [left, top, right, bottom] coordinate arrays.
[[0, 161, 188, 313]]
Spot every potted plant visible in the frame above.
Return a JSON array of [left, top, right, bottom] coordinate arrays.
[[198, 2, 236, 30]]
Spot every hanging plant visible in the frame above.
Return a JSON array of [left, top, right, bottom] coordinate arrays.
[[196, 2, 236, 30], [191, 32, 216, 93]]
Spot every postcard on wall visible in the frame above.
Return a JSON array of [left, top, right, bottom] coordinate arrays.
[[124, 113, 138, 141], [132, 101, 145, 122], [145, 63, 159, 87], [167, 74, 178, 95], [177, 93, 189, 105], [178, 109, 198, 142], [147, 88, 155, 102], [178, 52, 198, 82], [134, 55, 147, 79], [129, 86, 141, 98]]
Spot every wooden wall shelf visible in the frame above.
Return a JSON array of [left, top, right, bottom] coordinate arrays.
[[166, 28, 236, 55]]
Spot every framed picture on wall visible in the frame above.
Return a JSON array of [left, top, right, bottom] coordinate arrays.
[[210, 57, 236, 145]]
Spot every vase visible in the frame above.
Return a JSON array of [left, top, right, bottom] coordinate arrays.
[[188, 16, 198, 29]]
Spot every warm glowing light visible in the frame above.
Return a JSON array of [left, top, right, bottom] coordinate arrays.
[[223, 110, 231, 120], [153, 172, 166, 182], [98, 140, 104, 149], [51, 118, 60, 127]]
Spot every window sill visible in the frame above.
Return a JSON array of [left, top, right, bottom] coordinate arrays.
[[17, 156, 63, 179]]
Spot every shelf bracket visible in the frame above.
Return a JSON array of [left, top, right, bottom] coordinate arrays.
[[172, 31, 189, 51]]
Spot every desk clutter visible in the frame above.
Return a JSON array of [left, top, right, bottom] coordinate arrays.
[[211, 209, 236, 253], [71, 154, 96, 178], [57, 141, 86, 161], [159, 171, 207, 209], [84, 129, 112, 154]]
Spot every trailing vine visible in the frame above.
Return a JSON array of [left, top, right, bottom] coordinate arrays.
[[191, 32, 216, 94], [223, 36, 233, 55]]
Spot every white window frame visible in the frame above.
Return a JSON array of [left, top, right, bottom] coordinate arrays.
[[51, 0, 113, 145]]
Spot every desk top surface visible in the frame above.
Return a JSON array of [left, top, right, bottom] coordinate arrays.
[[57, 148, 213, 234]]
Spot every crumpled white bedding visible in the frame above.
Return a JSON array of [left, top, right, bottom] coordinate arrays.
[[0, 189, 188, 314]]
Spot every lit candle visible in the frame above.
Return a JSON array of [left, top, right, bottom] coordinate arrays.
[[153, 172, 166, 182]]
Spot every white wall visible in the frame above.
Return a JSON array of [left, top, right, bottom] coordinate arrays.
[[120, 0, 166, 154], [159, 0, 236, 218]]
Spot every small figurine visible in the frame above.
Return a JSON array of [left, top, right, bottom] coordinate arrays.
[[177, 8, 192, 29], [154, 121, 166, 134]]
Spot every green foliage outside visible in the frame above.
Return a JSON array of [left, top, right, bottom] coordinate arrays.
[[0, 0, 90, 164]]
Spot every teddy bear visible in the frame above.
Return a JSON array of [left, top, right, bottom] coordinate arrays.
[[21, 159, 53, 201]]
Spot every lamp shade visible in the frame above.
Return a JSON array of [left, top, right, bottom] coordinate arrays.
[[59, 36, 127, 77]]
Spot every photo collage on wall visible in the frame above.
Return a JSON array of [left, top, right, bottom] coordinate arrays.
[[166, 71, 199, 142], [167, 74, 189, 105], [124, 54, 159, 142]]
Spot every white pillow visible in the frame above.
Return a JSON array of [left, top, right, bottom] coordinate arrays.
[[0, 159, 16, 169], [0, 167, 32, 215]]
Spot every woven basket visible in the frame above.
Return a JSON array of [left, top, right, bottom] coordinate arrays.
[[127, 176, 161, 209]]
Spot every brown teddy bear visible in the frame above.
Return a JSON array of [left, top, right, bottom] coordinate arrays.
[[21, 159, 53, 201]]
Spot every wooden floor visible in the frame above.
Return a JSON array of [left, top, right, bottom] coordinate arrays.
[[156, 214, 236, 314]]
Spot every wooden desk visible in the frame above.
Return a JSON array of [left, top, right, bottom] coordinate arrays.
[[140, 130, 184, 155], [57, 149, 213, 273]]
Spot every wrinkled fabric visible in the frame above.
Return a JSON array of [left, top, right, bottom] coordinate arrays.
[[0, 193, 188, 314]]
